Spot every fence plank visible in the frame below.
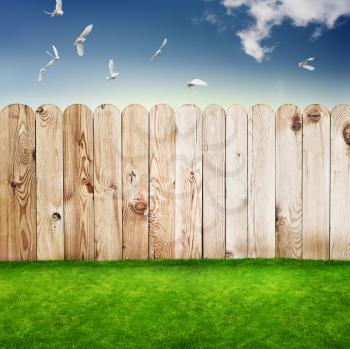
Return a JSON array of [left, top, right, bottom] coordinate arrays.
[[248, 105, 275, 258], [225, 105, 248, 259], [36, 105, 64, 260], [175, 105, 202, 259], [276, 105, 303, 258], [330, 104, 350, 260], [303, 104, 330, 260], [0, 104, 36, 260], [203, 105, 226, 259], [122, 105, 149, 259], [64, 105, 94, 260], [149, 105, 176, 259], [94, 105, 122, 260]]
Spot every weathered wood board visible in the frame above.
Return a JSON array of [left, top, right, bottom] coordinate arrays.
[[36, 105, 64, 260], [64, 105, 94, 260], [0, 104, 36, 260], [203, 105, 226, 259], [122, 105, 149, 259], [248, 105, 275, 258], [303, 104, 330, 260], [276, 105, 303, 258], [94, 105, 122, 260], [149, 105, 176, 259], [330, 104, 350, 260], [225, 105, 248, 259], [175, 105, 202, 259]]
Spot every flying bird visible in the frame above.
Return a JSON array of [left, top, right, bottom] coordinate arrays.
[[106, 59, 119, 80], [150, 38, 167, 61], [44, 0, 64, 17], [46, 45, 60, 60], [38, 68, 46, 82], [187, 79, 208, 88], [75, 24, 94, 57], [299, 57, 315, 71]]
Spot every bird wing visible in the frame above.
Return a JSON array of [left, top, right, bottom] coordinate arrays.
[[191, 79, 208, 87], [56, 0, 63, 11], [43, 10, 52, 15], [38, 68, 45, 82], [305, 57, 315, 62], [303, 64, 315, 71], [109, 59, 116, 75], [46, 50, 55, 59], [150, 50, 160, 61], [159, 38, 167, 50], [52, 45, 59, 59], [76, 42, 84, 56], [45, 59, 55, 68], [79, 24, 93, 39]]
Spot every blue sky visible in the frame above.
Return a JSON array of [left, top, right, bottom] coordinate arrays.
[[0, 0, 349, 110]]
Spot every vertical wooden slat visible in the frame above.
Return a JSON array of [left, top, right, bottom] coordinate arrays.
[[36, 105, 64, 260], [149, 105, 176, 259], [175, 105, 202, 259], [122, 105, 149, 260], [225, 105, 248, 259], [0, 104, 36, 261], [248, 105, 275, 258], [303, 104, 330, 260], [94, 104, 122, 260], [276, 105, 303, 258], [330, 104, 350, 260], [203, 105, 225, 259], [64, 105, 94, 260]]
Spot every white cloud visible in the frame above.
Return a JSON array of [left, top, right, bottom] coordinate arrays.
[[221, 0, 350, 62], [193, 9, 227, 32]]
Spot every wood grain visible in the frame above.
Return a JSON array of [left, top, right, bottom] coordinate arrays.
[[276, 105, 303, 258], [303, 104, 330, 260], [248, 105, 275, 258], [330, 104, 350, 260], [149, 105, 176, 259], [203, 105, 225, 259], [0, 104, 36, 261], [36, 105, 64, 260], [175, 105, 202, 259], [64, 105, 94, 260], [94, 105, 122, 260], [225, 105, 248, 259], [122, 105, 149, 260]]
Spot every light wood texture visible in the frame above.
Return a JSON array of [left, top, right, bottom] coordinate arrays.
[[330, 104, 350, 260], [64, 105, 94, 260], [303, 104, 330, 260], [122, 105, 149, 259], [94, 105, 122, 260], [248, 105, 275, 258], [36, 105, 64, 260], [276, 105, 303, 258], [0, 104, 36, 260], [225, 105, 248, 259], [149, 105, 176, 259], [175, 105, 202, 259], [203, 105, 226, 259]]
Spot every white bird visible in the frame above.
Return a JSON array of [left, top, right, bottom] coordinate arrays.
[[38, 68, 46, 82], [150, 38, 167, 61], [106, 59, 119, 80], [46, 45, 60, 60], [299, 57, 315, 71], [44, 0, 64, 17], [74, 24, 94, 56], [187, 79, 208, 88]]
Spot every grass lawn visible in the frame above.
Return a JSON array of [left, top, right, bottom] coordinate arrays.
[[0, 259, 350, 348]]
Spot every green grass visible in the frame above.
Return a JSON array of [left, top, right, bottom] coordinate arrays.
[[0, 259, 350, 348]]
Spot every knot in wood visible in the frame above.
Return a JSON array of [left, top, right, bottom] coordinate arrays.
[[86, 182, 94, 194], [225, 250, 233, 257], [131, 199, 147, 215], [52, 212, 61, 221], [36, 107, 44, 114], [110, 185, 117, 191], [10, 181, 17, 190], [307, 112, 321, 123], [343, 124, 350, 145], [291, 114, 302, 132]]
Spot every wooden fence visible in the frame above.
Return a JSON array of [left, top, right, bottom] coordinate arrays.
[[0, 103, 349, 261]]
